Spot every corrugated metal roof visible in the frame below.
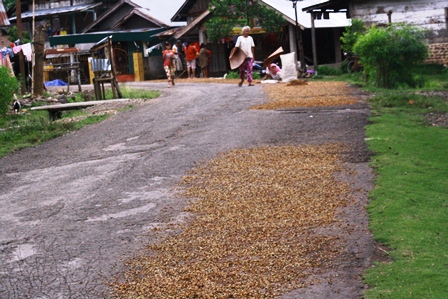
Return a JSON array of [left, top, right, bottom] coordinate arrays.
[[49, 27, 167, 46], [262, 0, 350, 29], [128, 0, 186, 26], [9, 3, 102, 21], [0, 0, 10, 27], [174, 9, 210, 39], [112, 7, 168, 29]]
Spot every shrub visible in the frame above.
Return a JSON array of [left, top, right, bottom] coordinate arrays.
[[0, 67, 19, 116], [353, 24, 428, 88], [340, 19, 365, 54], [318, 65, 342, 76]]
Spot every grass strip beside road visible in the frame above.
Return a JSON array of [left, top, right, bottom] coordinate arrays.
[[363, 96, 448, 298], [0, 88, 160, 158]]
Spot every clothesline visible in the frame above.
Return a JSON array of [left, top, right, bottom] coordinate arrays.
[[1, 42, 33, 61], [145, 43, 163, 55], [0, 43, 33, 76]]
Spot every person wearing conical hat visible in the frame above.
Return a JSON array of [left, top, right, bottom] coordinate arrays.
[[229, 26, 255, 87]]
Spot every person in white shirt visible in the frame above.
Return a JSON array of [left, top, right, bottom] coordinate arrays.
[[172, 40, 184, 73], [229, 26, 255, 87]]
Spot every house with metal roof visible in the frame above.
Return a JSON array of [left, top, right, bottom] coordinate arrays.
[[0, 0, 9, 27], [302, 0, 448, 65], [0, 0, 10, 48], [8, 0, 101, 36], [171, 0, 351, 76], [8, 0, 186, 83], [49, 0, 182, 81]]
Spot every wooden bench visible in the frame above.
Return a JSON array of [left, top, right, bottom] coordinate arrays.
[[30, 99, 132, 120]]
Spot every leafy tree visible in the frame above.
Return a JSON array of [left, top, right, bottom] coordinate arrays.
[[353, 23, 428, 88], [7, 26, 31, 44], [2, 0, 15, 10], [205, 0, 285, 42], [340, 18, 365, 54], [0, 67, 19, 116]]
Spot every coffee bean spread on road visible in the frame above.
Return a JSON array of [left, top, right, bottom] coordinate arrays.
[[254, 81, 359, 110], [111, 144, 353, 298]]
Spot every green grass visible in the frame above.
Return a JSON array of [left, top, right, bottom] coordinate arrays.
[[313, 63, 448, 91], [363, 95, 448, 298], [0, 88, 160, 158], [225, 70, 262, 80], [106, 87, 161, 100]]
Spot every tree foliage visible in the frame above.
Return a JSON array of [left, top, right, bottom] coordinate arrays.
[[2, 0, 15, 10], [7, 26, 31, 44], [353, 24, 428, 88], [0, 67, 19, 116], [340, 19, 365, 54], [205, 0, 285, 42]]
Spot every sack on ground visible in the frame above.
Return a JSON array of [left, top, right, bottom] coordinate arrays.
[[280, 52, 298, 82]]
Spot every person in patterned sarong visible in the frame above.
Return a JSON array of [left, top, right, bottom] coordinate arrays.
[[229, 26, 255, 87]]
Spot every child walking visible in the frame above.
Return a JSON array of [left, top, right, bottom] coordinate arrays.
[[162, 41, 176, 87]]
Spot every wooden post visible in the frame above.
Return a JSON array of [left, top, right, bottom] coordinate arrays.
[[32, 21, 48, 98], [16, 0, 26, 94], [310, 12, 318, 74]]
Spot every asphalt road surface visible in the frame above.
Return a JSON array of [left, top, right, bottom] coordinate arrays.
[[0, 81, 375, 298]]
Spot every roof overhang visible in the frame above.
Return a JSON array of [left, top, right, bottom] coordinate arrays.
[[112, 8, 168, 30], [49, 28, 167, 47], [302, 0, 349, 16], [171, 0, 195, 22], [9, 3, 102, 21], [174, 9, 210, 40]]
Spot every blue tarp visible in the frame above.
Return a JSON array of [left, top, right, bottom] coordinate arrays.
[[44, 79, 67, 86]]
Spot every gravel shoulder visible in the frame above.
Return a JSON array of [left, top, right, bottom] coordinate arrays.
[[0, 80, 379, 298]]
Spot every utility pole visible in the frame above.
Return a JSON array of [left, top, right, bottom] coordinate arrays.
[[289, 0, 306, 75], [16, 0, 26, 94]]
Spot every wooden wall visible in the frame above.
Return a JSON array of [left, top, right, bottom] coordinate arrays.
[[350, 0, 448, 43]]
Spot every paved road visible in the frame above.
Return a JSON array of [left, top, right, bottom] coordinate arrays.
[[0, 82, 373, 298]]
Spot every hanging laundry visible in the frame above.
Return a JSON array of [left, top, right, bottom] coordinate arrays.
[[0, 51, 16, 76], [21, 43, 32, 61], [145, 43, 163, 55], [13, 45, 22, 54], [1, 47, 14, 59]]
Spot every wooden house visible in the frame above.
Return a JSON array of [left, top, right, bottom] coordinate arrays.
[[48, 0, 185, 81], [8, 0, 102, 38], [171, 0, 350, 77], [303, 0, 448, 65], [8, 0, 185, 82]]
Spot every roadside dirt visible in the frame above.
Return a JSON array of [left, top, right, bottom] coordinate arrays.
[[0, 80, 382, 298]]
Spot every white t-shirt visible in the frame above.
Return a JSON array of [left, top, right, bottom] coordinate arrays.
[[235, 35, 255, 58]]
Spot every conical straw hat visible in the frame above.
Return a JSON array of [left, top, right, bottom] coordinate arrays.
[[263, 47, 284, 68], [229, 47, 247, 69]]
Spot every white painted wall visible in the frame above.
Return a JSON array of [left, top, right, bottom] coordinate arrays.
[[350, 0, 447, 42]]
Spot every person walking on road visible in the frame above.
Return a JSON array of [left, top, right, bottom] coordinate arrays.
[[229, 26, 255, 87], [162, 41, 175, 87]]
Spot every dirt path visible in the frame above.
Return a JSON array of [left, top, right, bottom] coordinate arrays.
[[0, 81, 377, 298]]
